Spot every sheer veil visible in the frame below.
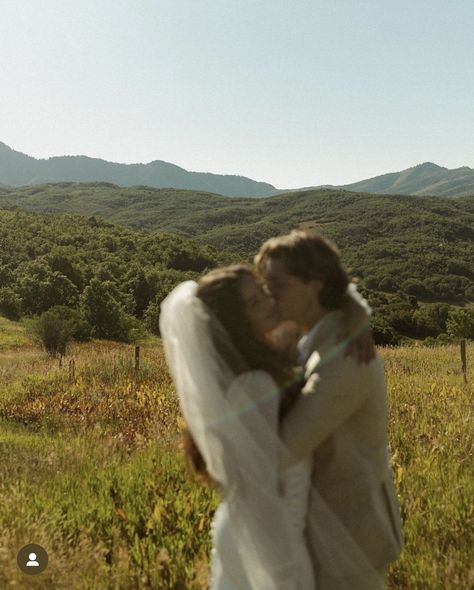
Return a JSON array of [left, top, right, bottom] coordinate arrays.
[[160, 280, 383, 590]]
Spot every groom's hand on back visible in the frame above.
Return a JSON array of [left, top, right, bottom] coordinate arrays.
[[340, 284, 375, 364], [345, 327, 375, 364]]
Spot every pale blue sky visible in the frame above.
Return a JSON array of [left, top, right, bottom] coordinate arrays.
[[1, 0, 473, 188]]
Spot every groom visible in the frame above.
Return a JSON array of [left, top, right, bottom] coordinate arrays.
[[255, 230, 403, 590]]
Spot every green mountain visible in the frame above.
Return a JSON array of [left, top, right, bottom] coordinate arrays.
[[0, 141, 278, 198], [2, 141, 474, 198], [338, 162, 474, 197]]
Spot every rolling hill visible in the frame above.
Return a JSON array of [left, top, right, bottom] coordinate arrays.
[[1, 141, 474, 198], [339, 162, 474, 197], [1, 184, 473, 343], [0, 141, 278, 198], [1, 181, 472, 296]]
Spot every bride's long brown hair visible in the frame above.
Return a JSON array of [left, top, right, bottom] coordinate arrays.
[[181, 264, 300, 486]]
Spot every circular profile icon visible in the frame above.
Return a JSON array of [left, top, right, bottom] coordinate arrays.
[[17, 543, 48, 575]]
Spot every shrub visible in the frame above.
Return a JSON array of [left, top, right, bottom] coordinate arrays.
[[27, 306, 89, 356]]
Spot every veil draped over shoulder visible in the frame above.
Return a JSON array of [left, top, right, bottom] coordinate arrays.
[[160, 281, 383, 590]]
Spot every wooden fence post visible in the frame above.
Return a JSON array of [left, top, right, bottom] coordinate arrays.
[[460, 339, 467, 384], [69, 359, 75, 381], [135, 346, 140, 372]]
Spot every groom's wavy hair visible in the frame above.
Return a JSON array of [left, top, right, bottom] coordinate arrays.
[[255, 230, 349, 309], [182, 263, 296, 485]]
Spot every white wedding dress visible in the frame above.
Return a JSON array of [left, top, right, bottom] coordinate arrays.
[[159, 281, 316, 589], [209, 371, 315, 590], [160, 279, 379, 590]]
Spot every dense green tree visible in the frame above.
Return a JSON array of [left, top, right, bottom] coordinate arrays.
[[401, 279, 427, 299], [15, 260, 78, 314], [149, 269, 195, 304], [378, 276, 400, 293], [446, 308, 474, 339], [412, 303, 450, 337], [124, 266, 154, 318], [384, 302, 417, 336], [160, 242, 215, 272], [370, 316, 400, 345], [80, 279, 129, 340], [0, 287, 21, 320], [0, 265, 14, 287], [144, 269, 197, 335], [48, 253, 84, 289], [143, 302, 161, 336]]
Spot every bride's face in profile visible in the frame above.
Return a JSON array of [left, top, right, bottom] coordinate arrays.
[[239, 273, 280, 339]]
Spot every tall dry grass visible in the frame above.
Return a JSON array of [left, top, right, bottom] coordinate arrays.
[[0, 337, 472, 588]]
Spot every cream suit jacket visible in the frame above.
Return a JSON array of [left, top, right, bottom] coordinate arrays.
[[280, 310, 403, 576]]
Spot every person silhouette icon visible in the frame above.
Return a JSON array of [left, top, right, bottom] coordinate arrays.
[[17, 543, 48, 575], [26, 553, 39, 567]]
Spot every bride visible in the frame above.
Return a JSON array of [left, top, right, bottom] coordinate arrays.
[[159, 264, 375, 589]]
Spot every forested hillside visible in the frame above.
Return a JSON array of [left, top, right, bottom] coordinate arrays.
[[1, 182, 472, 298], [0, 209, 235, 342], [0, 193, 473, 344]]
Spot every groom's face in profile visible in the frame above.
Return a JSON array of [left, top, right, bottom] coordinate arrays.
[[262, 258, 323, 330]]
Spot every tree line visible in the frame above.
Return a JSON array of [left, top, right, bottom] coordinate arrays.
[[0, 205, 472, 352]]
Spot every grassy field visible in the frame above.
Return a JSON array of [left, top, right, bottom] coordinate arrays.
[[0, 319, 472, 589]]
